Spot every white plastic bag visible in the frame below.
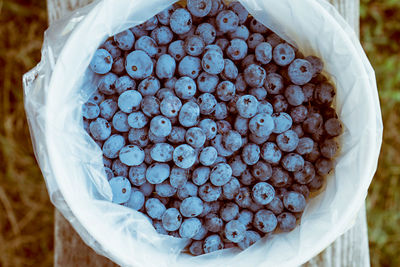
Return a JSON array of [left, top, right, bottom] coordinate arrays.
[[23, 0, 383, 266]]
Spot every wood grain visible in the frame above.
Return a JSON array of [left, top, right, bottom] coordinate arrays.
[[48, 0, 369, 266]]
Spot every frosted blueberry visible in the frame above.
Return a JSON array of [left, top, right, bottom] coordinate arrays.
[[109, 176, 131, 204]]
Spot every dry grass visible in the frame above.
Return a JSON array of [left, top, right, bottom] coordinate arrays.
[[0, 0, 398, 266]]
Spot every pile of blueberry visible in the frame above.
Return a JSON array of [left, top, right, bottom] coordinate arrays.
[[83, 0, 343, 256]]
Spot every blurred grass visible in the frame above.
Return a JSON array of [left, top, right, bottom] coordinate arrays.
[[0, 0, 398, 266]]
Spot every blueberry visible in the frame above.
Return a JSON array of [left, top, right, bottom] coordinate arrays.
[[277, 212, 297, 232], [185, 127, 206, 148], [167, 126, 186, 144], [305, 142, 320, 163], [155, 54, 176, 79], [157, 88, 176, 100], [255, 42, 272, 64], [112, 159, 129, 177], [292, 123, 304, 138], [249, 113, 274, 138], [187, 0, 212, 17], [290, 105, 308, 123], [130, 25, 148, 39], [288, 59, 313, 85], [211, 134, 234, 157], [102, 134, 125, 159], [202, 50, 224, 75], [89, 90, 105, 105], [244, 64, 266, 88], [98, 72, 118, 95], [203, 234, 223, 254], [111, 57, 124, 75], [104, 167, 114, 180], [226, 38, 248, 61], [247, 33, 265, 50], [189, 241, 204, 255], [204, 213, 224, 232], [320, 138, 339, 159], [291, 183, 310, 199], [142, 15, 158, 30], [228, 24, 249, 40], [161, 208, 182, 231], [270, 167, 290, 188], [126, 111, 147, 129], [199, 182, 222, 202], [197, 72, 219, 93], [140, 182, 154, 197], [156, 181, 177, 197], [220, 176, 239, 200], [180, 196, 204, 218], [271, 112, 292, 134], [118, 145, 145, 167], [195, 93, 217, 116], [285, 85, 305, 106], [185, 35, 205, 57], [221, 130, 241, 152], [273, 43, 295, 66], [90, 49, 113, 74], [115, 76, 136, 95], [177, 181, 198, 200], [237, 230, 261, 250], [221, 59, 239, 81], [102, 39, 122, 59], [241, 143, 260, 165], [224, 220, 246, 243], [235, 187, 252, 208], [307, 175, 325, 192], [82, 101, 100, 120], [134, 35, 158, 57], [151, 26, 173, 46], [149, 116, 171, 139], [281, 153, 304, 172], [215, 37, 230, 51], [283, 191, 306, 212], [215, 81, 235, 102], [168, 40, 186, 61], [249, 18, 268, 33], [314, 82, 335, 106], [114, 30, 135, 50], [196, 23, 216, 45], [249, 87, 267, 102], [220, 202, 239, 222], [213, 102, 228, 120], [117, 90, 142, 114], [109, 176, 131, 204], [305, 55, 324, 77], [178, 55, 201, 79], [296, 137, 314, 155], [216, 10, 239, 33], [266, 33, 283, 48], [260, 142, 281, 165], [169, 166, 189, 189], [173, 144, 197, 169], [179, 101, 200, 127], [150, 143, 174, 162], [253, 209, 277, 233], [252, 160, 272, 181], [90, 118, 111, 141], [125, 189, 145, 210], [179, 217, 202, 239], [266, 197, 284, 215], [324, 118, 343, 137], [252, 182, 275, 205], [128, 163, 147, 186], [241, 54, 257, 70], [128, 127, 149, 147], [208, 0, 223, 16], [146, 163, 170, 184], [190, 167, 209, 186], [228, 1, 248, 24], [303, 113, 323, 134], [199, 146, 217, 166], [125, 50, 153, 79], [236, 95, 258, 118], [209, 163, 232, 187], [264, 73, 284, 95], [272, 95, 288, 113], [103, 156, 112, 168], [276, 130, 299, 152], [98, 99, 117, 120], [145, 198, 167, 220]]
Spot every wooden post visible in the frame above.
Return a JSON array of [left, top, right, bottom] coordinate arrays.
[[48, 0, 369, 266]]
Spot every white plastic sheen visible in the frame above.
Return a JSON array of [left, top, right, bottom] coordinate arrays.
[[23, 0, 382, 266]]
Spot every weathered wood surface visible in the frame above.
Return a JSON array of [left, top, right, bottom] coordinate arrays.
[[49, 0, 369, 266]]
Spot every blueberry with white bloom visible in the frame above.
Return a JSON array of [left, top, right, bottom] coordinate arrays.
[[125, 50, 153, 79], [145, 198, 166, 220], [90, 118, 111, 141], [175, 76, 197, 100], [146, 162, 170, 184], [150, 115, 172, 137], [199, 146, 218, 166], [90, 49, 113, 74], [173, 144, 197, 169], [109, 176, 131, 204]]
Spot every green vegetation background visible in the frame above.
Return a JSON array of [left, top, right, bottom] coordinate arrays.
[[0, 0, 398, 266]]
